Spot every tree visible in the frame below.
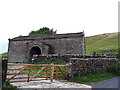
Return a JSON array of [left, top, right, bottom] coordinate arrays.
[[29, 27, 57, 35]]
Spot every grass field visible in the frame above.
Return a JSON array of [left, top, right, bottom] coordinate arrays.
[[85, 32, 118, 55]]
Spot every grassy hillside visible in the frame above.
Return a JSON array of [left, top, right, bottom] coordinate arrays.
[[85, 32, 118, 55], [0, 52, 7, 56]]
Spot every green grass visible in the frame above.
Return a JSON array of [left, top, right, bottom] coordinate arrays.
[[0, 52, 7, 56], [85, 32, 118, 55], [68, 72, 117, 84], [20, 63, 67, 79], [0, 52, 8, 60], [118, 58, 120, 62]]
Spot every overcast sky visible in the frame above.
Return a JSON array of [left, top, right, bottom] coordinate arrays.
[[0, 0, 119, 54]]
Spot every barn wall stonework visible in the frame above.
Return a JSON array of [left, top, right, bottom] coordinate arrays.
[[8, 40, 28, 62], [8, 32, 85, 62]]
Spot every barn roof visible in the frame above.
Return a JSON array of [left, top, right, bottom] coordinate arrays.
[[10, 32, 84, 41]]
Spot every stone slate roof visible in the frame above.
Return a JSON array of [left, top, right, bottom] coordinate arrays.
[[10, 32, 84, 41]]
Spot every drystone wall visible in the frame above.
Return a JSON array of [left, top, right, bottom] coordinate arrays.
[[31, 55, 68, 63], [31, 54, 118, 63], [31, 55, 119, 77], [69, 58, 119, 77], [95, 54, 118, 58]]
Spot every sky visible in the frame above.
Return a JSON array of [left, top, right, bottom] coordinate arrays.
[[0, 0, 119, 54]]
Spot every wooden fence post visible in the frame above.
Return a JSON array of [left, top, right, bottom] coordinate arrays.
[[46, 66, 48, 80], [66, 64, 68, 78], [51, 62, 54, 82], [28, 65, 30, 82], [55, 66, 58, 80]]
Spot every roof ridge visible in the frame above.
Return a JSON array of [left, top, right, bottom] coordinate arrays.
[[10, 32, 84, 41]]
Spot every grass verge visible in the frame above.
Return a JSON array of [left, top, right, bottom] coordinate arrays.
[[67, 72, 118, 84]]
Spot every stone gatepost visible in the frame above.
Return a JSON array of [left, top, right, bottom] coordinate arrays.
[[2, 59, 8, 88], [67, 61, 73, 80], [0, 55, 2, 89]]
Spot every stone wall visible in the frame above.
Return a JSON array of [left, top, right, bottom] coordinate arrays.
[[31, 54, 118, 62], [8, 32, 85, 63], [32, 55, 119, 77], [95, 54, 118, 58], [31, 55, 70, 63], [8, 40, 28, 62], [69, 58, 119, 77], [30, 55, 99, 63]]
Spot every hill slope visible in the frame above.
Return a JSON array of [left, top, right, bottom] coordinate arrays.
[[0, 52, 7, 56], [85, 32, 118, 55]]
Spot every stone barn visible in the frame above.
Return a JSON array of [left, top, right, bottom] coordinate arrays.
[[8, 32, 86, 63]]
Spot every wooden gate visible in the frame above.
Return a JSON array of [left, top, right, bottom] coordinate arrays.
[[7, 63, 68, 83]]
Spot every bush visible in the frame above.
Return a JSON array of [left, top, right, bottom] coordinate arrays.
[[118, 58, 120, 62], [3, 81, 17, 90], [106, 64, 120, 76]]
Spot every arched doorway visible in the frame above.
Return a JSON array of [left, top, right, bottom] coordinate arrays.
[[29, 46, 41, 63]]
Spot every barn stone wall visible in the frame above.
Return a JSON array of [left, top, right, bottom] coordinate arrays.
[[8, 32, 85, 63], [8, 40, 28, 62]]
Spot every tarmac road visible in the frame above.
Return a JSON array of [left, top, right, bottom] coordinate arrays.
[[91, 76, 120, 88]]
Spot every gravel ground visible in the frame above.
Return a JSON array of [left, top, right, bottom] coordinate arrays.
[[7, 63, 91, 88], [11, 79, 91, 88]]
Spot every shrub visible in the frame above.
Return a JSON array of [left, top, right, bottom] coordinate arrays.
[[106, 64, 120, 76], [3, 81, 17, 90], [118, 58, 120, 62]]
